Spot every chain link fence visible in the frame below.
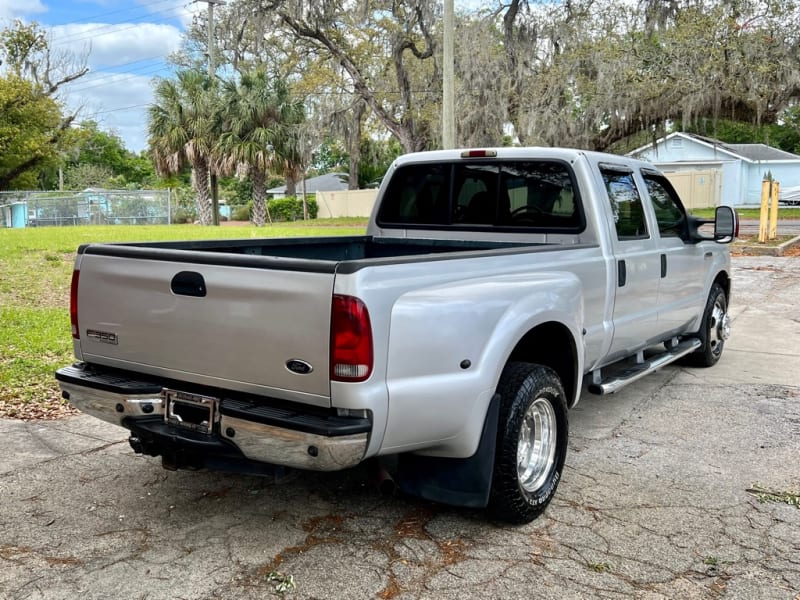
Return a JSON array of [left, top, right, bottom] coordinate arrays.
[[0, 189, 174, 228]]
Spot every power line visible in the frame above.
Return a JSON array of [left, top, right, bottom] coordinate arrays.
[[92, 103, 151, 116], [66, 66, 173, 94], [50, 5, 200, 46], [50, 0, 181, 28], [79, 55, 168, 74], [74, 57, 170, 78]]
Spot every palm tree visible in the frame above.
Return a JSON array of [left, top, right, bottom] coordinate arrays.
[[271, 82, 306, 204], [148, 70, 220, 225], [216, 70, 305, 226]]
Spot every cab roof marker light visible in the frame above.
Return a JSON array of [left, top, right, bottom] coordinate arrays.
[[460, 149, 498, 158]]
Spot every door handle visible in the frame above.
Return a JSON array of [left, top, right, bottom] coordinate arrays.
[[618, 259, 626, 287], [661, 254, 667, 278], [171, 271, 207, 297]]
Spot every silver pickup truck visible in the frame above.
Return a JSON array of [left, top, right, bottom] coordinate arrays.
[[56, 147, 737, 523]]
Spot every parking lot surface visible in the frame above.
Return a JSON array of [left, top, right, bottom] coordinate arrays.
[[1, 255, 799, 600]]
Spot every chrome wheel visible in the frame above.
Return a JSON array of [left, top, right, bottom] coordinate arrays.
[[517, 397, 557, 493], [491, 363, 568, 523], [708, 295, 729, 358]]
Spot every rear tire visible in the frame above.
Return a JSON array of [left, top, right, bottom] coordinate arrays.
[[488, 362, 568, 524], [686, 283, 729, 367]]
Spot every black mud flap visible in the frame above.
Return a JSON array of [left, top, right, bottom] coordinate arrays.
[[395, 393, 500, 508]]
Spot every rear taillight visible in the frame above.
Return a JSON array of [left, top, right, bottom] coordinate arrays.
[[331, 295, 373, 382], [70, 269, 80, 339]]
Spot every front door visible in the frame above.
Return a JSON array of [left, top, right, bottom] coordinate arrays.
[[641, 171, 708, 334]]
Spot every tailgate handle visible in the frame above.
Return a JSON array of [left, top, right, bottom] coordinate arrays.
[[171, 271, 207, 297]]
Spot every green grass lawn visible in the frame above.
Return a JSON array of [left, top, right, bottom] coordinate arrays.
[[690, 207, 800, 219], [0, 220, 367, 419]]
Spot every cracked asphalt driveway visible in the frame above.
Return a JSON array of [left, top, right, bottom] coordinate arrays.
[[1, 255, 799, 600]]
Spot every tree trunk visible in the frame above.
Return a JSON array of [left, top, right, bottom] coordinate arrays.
[[349, 102, 365, 190], [210, 172, 220, 226], [251, 169, 268, 226], [192, 160, 212, 225]]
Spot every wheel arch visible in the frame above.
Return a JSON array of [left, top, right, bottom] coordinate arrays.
[[713, 270, 730, 300], [507, 321, 580, 408]]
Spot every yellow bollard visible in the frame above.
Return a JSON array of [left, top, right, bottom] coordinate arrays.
[[768, 181, 780, 240], [758, 179, 770, 243]]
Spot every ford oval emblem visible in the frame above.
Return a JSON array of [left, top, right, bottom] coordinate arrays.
[[286, 359, 313, 375]]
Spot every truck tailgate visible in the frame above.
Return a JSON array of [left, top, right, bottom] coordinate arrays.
[[75, 251, 334, 407]]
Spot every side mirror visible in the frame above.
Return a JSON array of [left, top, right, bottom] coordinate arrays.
[[687, 206, 738, 243], [714, 206, 738, 243]]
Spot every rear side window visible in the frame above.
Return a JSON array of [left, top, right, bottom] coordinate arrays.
[[377, 160, 584, 231], [600, 168, 648, 239]]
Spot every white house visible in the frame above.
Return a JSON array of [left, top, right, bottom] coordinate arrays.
[[267, 172, 349, 199], [627, 132, 800, 208]]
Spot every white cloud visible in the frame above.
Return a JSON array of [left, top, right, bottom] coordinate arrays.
[[0, 0, 47, 23], [51, 22, 182, 66], [67, 72, 156, 153], [48, 22, 184, 153]]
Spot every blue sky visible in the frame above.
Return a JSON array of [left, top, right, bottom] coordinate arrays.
[[1, 0, 203, 152]]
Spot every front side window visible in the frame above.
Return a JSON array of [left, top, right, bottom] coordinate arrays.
[[643, 173, 687, 239], [600, 168, 648, 240]]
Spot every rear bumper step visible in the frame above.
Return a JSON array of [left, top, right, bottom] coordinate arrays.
[[56, 363, 370, 471]]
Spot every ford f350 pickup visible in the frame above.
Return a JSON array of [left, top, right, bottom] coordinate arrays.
[[56, 147, 737, 523]]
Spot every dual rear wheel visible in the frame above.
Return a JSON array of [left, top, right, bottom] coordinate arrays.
[[489, 362, 568, 524]]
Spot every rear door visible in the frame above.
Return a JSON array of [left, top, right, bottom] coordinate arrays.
[[598, 164, 662, 357], [76, 249, 335, 407]]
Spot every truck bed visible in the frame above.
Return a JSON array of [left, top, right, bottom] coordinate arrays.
[[79, 235, 538, 271], [73, 236, 560, 409]]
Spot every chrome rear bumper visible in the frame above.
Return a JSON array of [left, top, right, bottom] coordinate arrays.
[[57, 365, 369, 472]]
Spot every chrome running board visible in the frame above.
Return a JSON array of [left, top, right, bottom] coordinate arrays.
[[588, 338, 701, 395]]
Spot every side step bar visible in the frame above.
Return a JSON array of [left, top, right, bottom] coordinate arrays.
[[588, 338, 701, 395]]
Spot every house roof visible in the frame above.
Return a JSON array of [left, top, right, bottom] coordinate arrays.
[[267, 172, 349, 194], [683, 133, 800, 161], [629, 132, 800, 163], [718, 143, 799, 161]]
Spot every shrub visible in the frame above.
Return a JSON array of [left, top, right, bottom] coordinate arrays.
[[172, 207, 196, 224], [232, 202, 251, 221], [267, 196, 319, 221]]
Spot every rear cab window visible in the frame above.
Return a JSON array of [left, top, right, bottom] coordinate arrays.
[[377, 160, 585, 232]]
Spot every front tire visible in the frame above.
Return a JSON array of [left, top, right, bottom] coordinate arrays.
[[488, 362, 568, 524], [686, 283, 729, 367]]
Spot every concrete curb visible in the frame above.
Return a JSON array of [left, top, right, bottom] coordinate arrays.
[[734, 233, 800, 256]]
